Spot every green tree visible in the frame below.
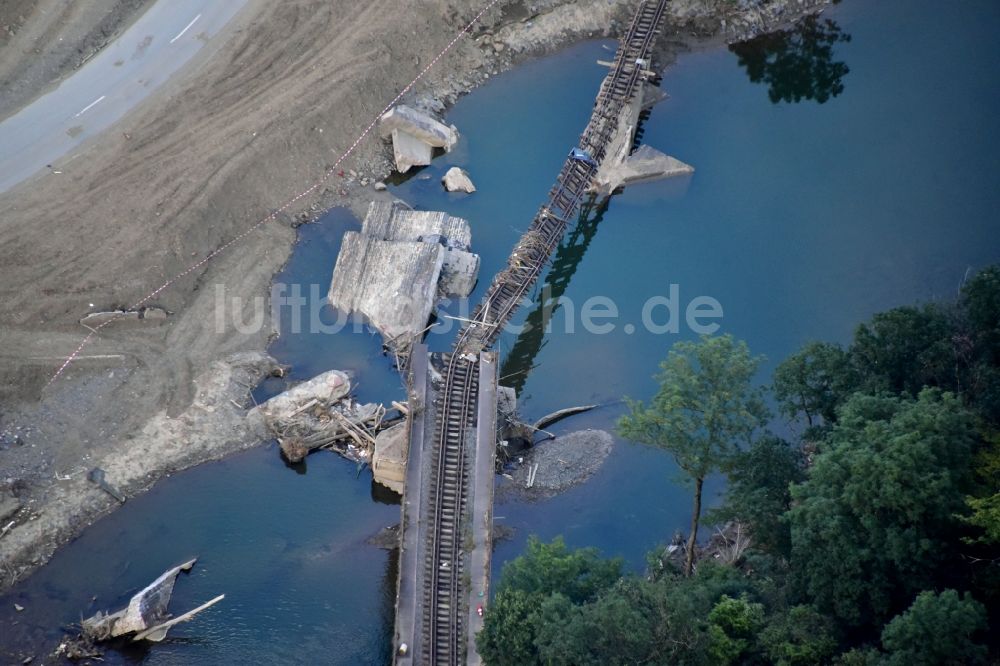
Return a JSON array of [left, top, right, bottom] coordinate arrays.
[[475, 588, 539, 666], [773, 341, 855, 427], [707, 594, 765, 665], [960, 265, 1000, 422], [850, 304, 956, 397], [477, 537, 623, 664], [759, 604, 839, 666], [833, 648, 883, 666], [788, 390, 977, 627], [964, 493, 1000, 545], [496, 536, 622, 603], [618, 335, 769, 575], [535, 580, 659, 666], [880, 590, 988, 666], [709, 434, 805, 557], [962, 265, 1000, 363]]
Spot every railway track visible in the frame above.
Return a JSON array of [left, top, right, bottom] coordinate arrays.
[[415, 2, 670, 663], [422, 354, 479, 665]]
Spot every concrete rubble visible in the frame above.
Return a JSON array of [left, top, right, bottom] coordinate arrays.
[[79, 558, 223, 644], [372, 421, 408, 493], [79, 306, 169, 329], [328, 201, 479, 351], [378, 104, 459, 173], [593, 66, 694, 195], [442, 166, 476, 193]]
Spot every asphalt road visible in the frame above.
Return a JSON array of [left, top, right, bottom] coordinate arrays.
[[0, 0, 247, 193]]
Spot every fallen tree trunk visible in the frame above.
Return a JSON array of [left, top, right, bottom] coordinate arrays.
[[532, 404, 597, 431], [133, 594, 225, 642]]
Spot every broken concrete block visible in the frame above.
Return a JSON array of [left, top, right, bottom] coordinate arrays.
[[378, 104, 458, 152], [440, 248, 480, 297], [442, 166, 476, 193], [328, 233, 444, 343], [390, 128, 434, 173], [141, 307, 168, 321], [363, 202, 472, 250], [328, 202, 480, 348], [81, 558, 224, 645], [600, 144, 694, 192], [372, 421, 408, 494]]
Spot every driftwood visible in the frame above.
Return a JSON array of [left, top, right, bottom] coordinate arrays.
[[277, 404, 406, 463], [532, 404, 597, 432], [133, 594, 225, 642], [81, 558, 222, 643]]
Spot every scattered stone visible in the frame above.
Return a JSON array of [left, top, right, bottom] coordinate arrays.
[[79, 306, 168, 328], [0, 493, 22, 523], [14, 603, 24, 612], [366, 523, 400, 549], [442, 166, 476, 193], [140, 306, 168, 321], [492, 523, 516, 545], [373, 181, 387, 191], [504, 429, 613, 498]]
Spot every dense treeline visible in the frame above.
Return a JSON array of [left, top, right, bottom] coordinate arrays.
[[478, 265, 1000, 665]]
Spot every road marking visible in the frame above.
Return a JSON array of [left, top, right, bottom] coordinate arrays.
[[74, 95, 105, 117], [170, 14, 201, 43]]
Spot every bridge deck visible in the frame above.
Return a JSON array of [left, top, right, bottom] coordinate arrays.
[[393, 1, 671, 663]]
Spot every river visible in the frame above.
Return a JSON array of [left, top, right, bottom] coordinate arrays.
[[2, 0, 998, 662]]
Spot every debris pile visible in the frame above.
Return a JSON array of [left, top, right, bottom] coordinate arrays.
[[250, 369, 399, 463], [63, 558, 223, 655]]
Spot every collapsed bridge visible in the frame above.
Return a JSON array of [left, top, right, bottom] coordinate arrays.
[[393, 1, 673, 663]]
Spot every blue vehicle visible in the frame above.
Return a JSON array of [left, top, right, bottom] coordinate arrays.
[[569, 147, 598, 167]]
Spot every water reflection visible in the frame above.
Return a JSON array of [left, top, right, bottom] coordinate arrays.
[[499, 198, 610, 394], [376, 547, 400, 665], [370, 479, 401, 505], [730, 13, 851, 104]]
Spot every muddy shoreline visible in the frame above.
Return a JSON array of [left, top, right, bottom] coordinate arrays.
[[0, 0, 832, 593]]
